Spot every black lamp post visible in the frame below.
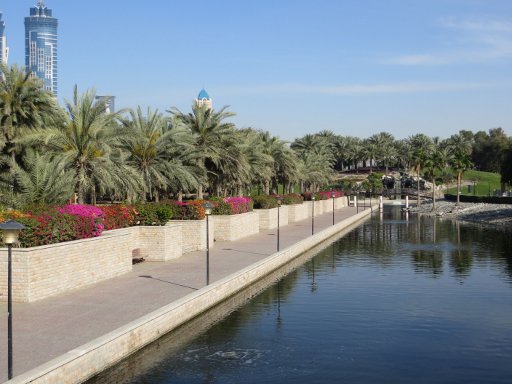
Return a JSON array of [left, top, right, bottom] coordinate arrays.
[[276, 195, 282, 252], [0, 220, 25, 380], [331, 191, 335, 225], [311, 195, 315, 235], [202, 202, 213, 285]]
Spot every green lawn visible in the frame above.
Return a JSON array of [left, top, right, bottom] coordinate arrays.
[[446, 170, 503, 196]]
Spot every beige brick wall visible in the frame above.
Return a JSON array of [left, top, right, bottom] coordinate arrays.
[[0, 228, 133, 303], [167, 219, 214, 253], [287, 203, 309, 222], [138, 224, 183, 261], [309, 200, 324, 216], [212, 212, 260, 241], [256, 206, 289, 231], [335, 196, 348, 209]]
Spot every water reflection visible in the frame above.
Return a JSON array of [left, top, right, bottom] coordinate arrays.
[[89, 208, 512, 384]]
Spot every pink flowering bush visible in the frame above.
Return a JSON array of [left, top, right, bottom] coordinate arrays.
[[316, 190, 344, 200], [211, 197, 253, 215], [58, 204, 105, 237]]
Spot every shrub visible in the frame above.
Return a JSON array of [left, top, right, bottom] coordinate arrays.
[[174, 200, 205, 220], [58, 204, 105, 237], [316, 190, 343, 200], [281, 193, 304, 205], [301, 192, 313, 201], [253, 195, 279, 209], [1, 208, 99, 247], [211, 196, 253, 215], [133, 203, 178, 225], [98, 205, 135, 230]]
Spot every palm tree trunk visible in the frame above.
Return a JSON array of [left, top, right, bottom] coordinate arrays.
[[431, 176, 436, 212], [456, 172, 461, 206], [197, 184, 204, 200], [75, 167, 86, 205], [264, 180, 270, 195], [417, 166, 421, 207], [178, 191, 183, 202]]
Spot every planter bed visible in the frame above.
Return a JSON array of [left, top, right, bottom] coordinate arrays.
[[287, 203, 309, 223], [167, 219, 214, 253], [213, 211, 260, 241], [0, 227, 134, 303], [136, 224, 182, 261], [256, 206, 289, 231]]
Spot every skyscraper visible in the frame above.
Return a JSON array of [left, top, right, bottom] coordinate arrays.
[[25, 1, 58, 96], [0, 12, 8, 64]]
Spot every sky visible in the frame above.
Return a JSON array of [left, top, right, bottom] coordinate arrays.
[[1, 0, 512, 141]]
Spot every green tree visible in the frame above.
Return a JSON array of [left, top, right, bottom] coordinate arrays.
[[170, 104, 236, 199], [26, 86, 141, 204], [120, 107, 201, 201], [408, 134, 434, 206], [448, 133, 473, 206], [10, 149, 74, 207], [0, 63, 61, 163]]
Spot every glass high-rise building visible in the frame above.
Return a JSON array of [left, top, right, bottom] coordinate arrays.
[[25, 1, 58, 96], [0, 12, 8, 64]]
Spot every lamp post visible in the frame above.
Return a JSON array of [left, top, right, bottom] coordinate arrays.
[[331, 191, 335, 225], [311, 195, 315, 235], [276, 195, 282, 252], [0, 220, 25, 380], [202, 202, 213, 286]]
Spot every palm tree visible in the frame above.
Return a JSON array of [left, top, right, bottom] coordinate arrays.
[[424, 139, 449, 211], [10, 149, 74, 207], [0, 63, 61, 163], [408, 134, 434, 206], [170, 104, 236, 199], [345, 137, 365, 173], [119, 107, 201, 201], [448, 133, 473, 206], [370, 132, 396, 174], [25, 86, 141, 204]]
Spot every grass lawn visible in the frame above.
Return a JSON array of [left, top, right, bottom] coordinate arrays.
[[446, 170, 503, 196]]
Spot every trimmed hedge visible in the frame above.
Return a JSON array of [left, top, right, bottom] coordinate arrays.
[[444, 194, 512, 204]]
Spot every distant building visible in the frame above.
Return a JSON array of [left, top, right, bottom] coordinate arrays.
[[95, 95, 116, 114], [195, 88, 212, 110], [25, 1, 58, 96], [0, 12, 8, 64]]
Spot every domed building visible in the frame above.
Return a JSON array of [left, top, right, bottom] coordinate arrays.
[[195, 88, 212, 110]]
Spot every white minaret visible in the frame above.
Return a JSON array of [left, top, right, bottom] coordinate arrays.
[[195, 88, 212, 110]]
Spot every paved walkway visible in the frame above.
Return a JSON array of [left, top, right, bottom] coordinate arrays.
[[0, 204, 369, 382]]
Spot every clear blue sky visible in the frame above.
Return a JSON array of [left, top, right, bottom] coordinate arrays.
[[2, 0, 512, 141]]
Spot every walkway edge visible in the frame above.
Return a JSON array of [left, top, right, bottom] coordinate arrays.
[[6, 207, 375, 384]]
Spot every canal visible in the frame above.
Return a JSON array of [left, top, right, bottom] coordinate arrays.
[[89, 207, 512, 383]]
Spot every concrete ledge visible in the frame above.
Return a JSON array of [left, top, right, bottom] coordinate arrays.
[[6, 207, 375, 384]]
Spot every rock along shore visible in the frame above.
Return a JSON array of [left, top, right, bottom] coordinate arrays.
[[409, 199, 512, 230]]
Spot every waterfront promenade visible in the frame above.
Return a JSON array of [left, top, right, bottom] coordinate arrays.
[[0, 204, 372, 383]]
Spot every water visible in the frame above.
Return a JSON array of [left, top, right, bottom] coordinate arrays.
[[89, 208, 512, 384]]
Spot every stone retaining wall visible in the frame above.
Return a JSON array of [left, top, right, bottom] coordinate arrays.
[[167, 219, 214, 253], [212, 212, 260, 241], [287, 203, 309, 222], [0, 228, 133, 303], [137, 224, 183, 262], [256, 206, 289, 231]]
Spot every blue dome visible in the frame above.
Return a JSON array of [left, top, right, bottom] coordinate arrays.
[[197, 89, 210, 100]]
